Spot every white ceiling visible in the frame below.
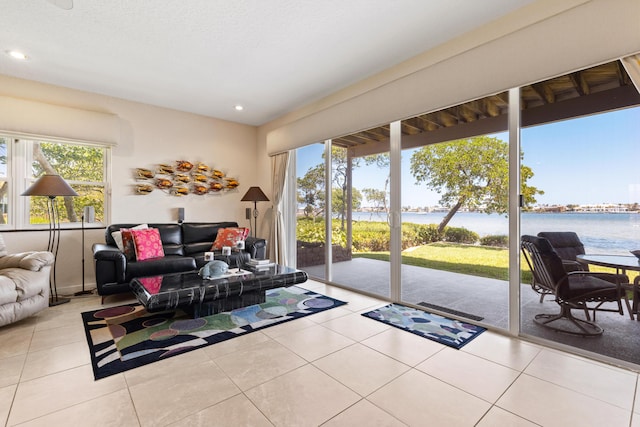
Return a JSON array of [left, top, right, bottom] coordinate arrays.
[[0, 0, 535, 126]]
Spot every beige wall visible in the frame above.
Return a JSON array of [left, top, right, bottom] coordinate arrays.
[[0, 74, 258, 294]]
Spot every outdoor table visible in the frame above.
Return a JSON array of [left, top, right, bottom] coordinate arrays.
[[577, 254, 640, 319]]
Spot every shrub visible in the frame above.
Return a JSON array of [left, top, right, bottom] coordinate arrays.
[[352, 231, 389, 252], [480, 235, 509, 247], [296, 217, 346, 246], [443, 227, 479, 244], [416, 224, 443, 243]]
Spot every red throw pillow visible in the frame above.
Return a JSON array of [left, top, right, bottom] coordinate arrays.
[[131, 228, 165, 261], [210, 227, 250, 250]]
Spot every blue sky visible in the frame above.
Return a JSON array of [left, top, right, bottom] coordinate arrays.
[[296, 106, 640, 208]]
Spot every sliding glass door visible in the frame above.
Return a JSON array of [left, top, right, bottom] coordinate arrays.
[[293, 57, 640, 367]]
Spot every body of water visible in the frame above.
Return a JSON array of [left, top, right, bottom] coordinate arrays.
[[351, 211, 640, 255]]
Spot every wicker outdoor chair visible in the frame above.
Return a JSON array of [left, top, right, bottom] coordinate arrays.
[[521, 235, 631, 336]]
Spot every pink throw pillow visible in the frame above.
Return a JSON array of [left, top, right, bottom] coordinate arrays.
[[210, 227, 250, 250], [131, 228, 165, 261]]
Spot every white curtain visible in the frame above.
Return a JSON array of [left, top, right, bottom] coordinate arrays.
[[270, 152, 290, 265]]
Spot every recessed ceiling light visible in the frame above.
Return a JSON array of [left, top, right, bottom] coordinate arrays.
[[6, 50, 28, 60], [234, 105, 244, 111]]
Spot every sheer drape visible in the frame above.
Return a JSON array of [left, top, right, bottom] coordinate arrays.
[[270, 152, 289, 265]]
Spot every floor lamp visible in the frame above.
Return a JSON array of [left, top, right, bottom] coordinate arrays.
[[241, 186, 269, 238], [21, 174, 78, 306]]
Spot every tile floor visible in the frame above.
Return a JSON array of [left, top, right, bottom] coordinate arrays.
[[1, 280, 640, 426]]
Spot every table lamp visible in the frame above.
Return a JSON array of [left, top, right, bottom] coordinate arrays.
[[241, 186, 269, 238], [21, 174, 78, 306]]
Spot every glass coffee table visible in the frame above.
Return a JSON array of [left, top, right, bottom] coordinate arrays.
[[130, 264, 308, 317]]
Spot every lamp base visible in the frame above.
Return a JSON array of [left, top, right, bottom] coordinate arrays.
[[49, 296, 71, 307]]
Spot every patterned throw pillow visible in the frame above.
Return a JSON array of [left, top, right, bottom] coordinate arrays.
[[131, 228, 165, 261], [120, 228, 137, 260], [210, 227, 250, 250], [112, 223, 148, 253]]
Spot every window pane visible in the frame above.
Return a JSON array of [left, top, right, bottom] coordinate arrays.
[[32, 141, 104, 181], [28, 140, 106, 224], [0, 180, 7, 225], [0, 137, 7, 177]]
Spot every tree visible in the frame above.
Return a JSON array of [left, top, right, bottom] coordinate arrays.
[[297, 146, 389, 228], [410, 136, 543, 233], [362, 188, 387, 217], [297, 164, 325, 219], [332, 187, 362, 222], [363, 153, 390, 214]]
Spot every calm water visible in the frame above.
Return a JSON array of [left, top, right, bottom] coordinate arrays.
[[351, 211, 640, 255]]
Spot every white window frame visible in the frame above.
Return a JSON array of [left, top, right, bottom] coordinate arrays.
[[0, 132, 111, 230]]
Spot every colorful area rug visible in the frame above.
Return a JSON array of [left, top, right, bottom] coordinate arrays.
[[82, 286, 346, 380], [362, 303, 485, 349]]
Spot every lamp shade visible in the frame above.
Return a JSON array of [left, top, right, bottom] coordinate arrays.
[[241, 186, 269, 202], [21, 174, 79, 197]]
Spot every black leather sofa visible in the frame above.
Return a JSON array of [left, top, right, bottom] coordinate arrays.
[[92, 222, 266, 297]]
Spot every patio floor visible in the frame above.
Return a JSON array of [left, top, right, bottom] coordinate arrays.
[[302, 258, 640, 368]]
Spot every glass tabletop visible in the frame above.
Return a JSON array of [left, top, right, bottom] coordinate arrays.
[[576, 254, 640, 271]]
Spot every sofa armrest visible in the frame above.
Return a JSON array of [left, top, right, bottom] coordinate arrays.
[[93, 243, 127, 285], [244, 237, 267, 260], [0, 251, 54, 271]]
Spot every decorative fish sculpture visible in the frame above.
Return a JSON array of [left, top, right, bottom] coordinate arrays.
[[158, 164, 175, 174], [155, 178, 173, 189], [196, 163, 210, 173], [192, 184, 208, 195], [176, 160, 194, 172], [172, 186, 189, 196], [209, 182, 224, 192], [175, 173, 191, 183], [225, 178, 239, 189], [136, 168, 154, 179], [136, 184, 154, 194]]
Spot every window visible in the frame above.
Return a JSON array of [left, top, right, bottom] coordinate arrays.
[[0, 134, 110, 229]]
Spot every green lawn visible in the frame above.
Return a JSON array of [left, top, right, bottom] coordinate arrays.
[[353, 242, 640, 285], [353, 242, 528, 282]]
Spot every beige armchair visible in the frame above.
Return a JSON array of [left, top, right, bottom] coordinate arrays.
[[0, 235, 54, 327]]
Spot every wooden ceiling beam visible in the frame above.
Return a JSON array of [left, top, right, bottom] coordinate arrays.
[[530, 82, 554, 104], [568, 71, 588, 96]]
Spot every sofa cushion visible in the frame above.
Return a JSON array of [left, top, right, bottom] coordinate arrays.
[[211, 227, 249, 250], [182, 222, 238, 243], [0, 267, 50, 301], [132, 228, 165, 261], [0, 251, 54, 271], [124, 255, 196, 282], [182, 222, 238, 255], [152, 224, 184, 256]]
